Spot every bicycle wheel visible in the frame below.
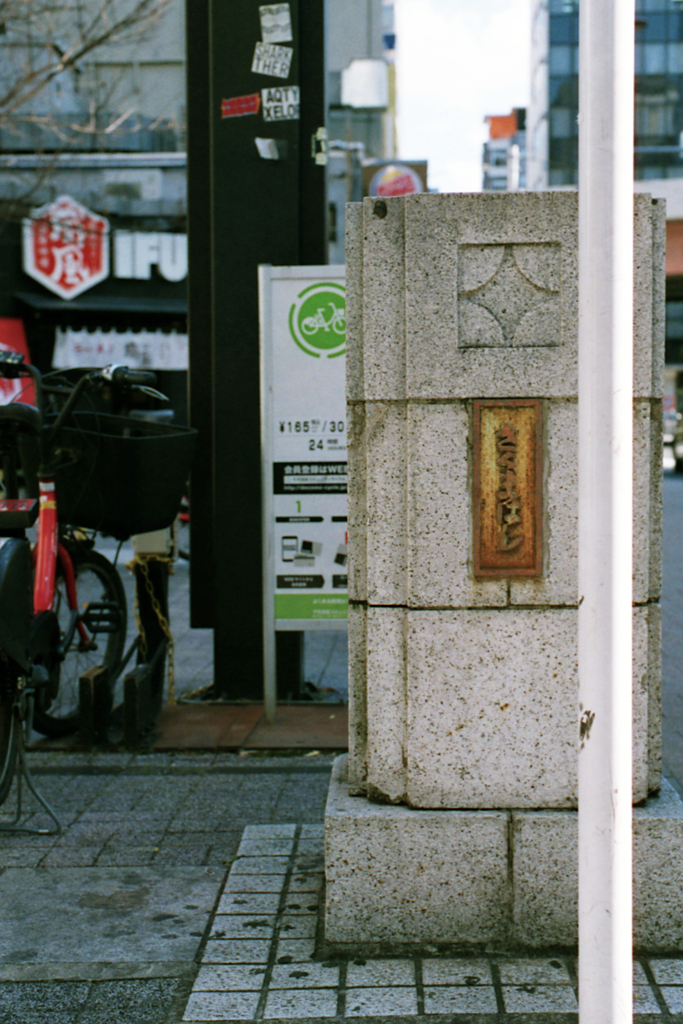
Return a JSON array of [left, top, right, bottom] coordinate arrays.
[[0, 662, 18, 805], [32, 547, 127, 737]]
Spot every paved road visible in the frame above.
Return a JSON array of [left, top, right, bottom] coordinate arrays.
[[661, 469, 683, 792]]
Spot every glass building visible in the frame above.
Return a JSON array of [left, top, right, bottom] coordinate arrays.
[[527, 0, 683, 402], [528, 0, 683, 189]]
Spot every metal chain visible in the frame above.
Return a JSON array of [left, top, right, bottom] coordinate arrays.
[[125, 555, 176, 705]]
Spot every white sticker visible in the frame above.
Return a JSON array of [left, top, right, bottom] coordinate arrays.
[[259, 3, 293, 44], [255, 137, 282, 160], [262, 86, 300, 122], [251, 42, 293, 78]]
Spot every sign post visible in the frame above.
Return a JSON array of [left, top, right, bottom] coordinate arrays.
[[186, 0, 328, 697], [578, 0, 634, 1020], [260, 265, 347, 719]]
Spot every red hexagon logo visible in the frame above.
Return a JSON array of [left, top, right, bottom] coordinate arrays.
[[22, 195, 110, 300]]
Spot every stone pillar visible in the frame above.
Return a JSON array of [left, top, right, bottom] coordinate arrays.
[[324, 191, 671, 950]]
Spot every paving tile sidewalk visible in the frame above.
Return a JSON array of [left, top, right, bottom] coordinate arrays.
[[2, 471, 683, 1022], [182, 823, 683, 1023], [2, 750, 682, 1023], [0, 754, 333, 1024]]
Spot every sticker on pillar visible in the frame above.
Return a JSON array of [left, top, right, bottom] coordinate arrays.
[[221, 93, 261, 118], [251, 42, 293, 78], [259, 4, 293, 43], [262, 86, 300, 122], [255, 138, 288, 160], [288, 281, 346, 358], [473, 399, 543, 578]]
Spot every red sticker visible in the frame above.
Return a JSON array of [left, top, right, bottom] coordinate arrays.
[[221, 93, 261, 118]]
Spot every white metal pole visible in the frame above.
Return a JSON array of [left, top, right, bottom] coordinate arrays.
[[578, 0, 634, 1021]]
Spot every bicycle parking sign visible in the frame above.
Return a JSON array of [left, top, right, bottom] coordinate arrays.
[[259, 264, 347, 672], [288, 281, 346, 358]]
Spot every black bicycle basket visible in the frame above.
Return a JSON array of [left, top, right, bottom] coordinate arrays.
[[52, 412, 197, 540]]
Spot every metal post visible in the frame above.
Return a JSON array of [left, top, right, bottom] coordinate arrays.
[[578, 1, 635, 1022], [185, 0, 328, 698]]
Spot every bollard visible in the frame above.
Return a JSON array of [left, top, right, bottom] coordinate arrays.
[[78, 664, 112, 748]]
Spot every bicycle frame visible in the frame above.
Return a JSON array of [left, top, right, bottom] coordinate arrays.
[[0, 357, 158, 725], [33, 478, 58, 613], [32, 477, 90, 650]]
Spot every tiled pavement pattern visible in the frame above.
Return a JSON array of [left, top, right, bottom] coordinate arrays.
[[184, 824, 683, 1021], [0, 472, 682, 1022], [0, 756, 333, 1023], [0, 753, 334, 870]]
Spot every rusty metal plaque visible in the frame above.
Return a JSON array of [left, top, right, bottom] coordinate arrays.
[[473, 399, 543, 578]]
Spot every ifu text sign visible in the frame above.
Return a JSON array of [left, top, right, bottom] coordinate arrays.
[[260, 266, 347, 629]]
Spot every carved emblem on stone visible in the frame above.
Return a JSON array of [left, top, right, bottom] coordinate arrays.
[[458, 243, 561, 348]]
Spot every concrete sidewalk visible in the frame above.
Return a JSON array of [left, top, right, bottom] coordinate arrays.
[[1, 469, 683, 1022], [3, 751, 683, 1023], [0, 753, 333, 1023]]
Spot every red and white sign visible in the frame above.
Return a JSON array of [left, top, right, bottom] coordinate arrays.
[[0, 319, 35, 405], [22, 195, 109, 300], [221, 93, 261, 118], [369, 163, 424, 198]]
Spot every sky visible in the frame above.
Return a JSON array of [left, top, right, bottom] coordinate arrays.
[[394, 0, 532, 193]]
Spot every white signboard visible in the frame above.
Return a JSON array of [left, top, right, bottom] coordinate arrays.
[[260, 265, 347, 641], [53, 327, 188, 370]]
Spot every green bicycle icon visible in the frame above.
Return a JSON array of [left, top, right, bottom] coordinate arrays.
[[289, 281, 346, 358], [301, 303, 346, 336]]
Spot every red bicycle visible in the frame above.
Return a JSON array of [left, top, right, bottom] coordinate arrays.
[[0, 356, 162, 804]]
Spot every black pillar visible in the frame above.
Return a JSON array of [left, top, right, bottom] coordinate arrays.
[[186, 0, 327, 696]]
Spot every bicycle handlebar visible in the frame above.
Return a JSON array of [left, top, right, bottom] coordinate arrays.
[[0, 359, 167, 470], [41, 365, 163, 470], [101, 364, 158, 388]]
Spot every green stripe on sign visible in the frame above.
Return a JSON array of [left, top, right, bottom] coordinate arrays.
[[275, 594, 348, 620]]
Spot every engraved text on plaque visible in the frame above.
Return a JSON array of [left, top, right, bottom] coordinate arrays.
[[473, 399, 543, 578]]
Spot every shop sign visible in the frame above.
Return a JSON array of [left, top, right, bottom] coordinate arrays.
[[22, 195, 188, 299], [22, 196, 109, 300], [113, 231, 187, 282], [53, 327, 188, 371], [368, 163, 424, 198]]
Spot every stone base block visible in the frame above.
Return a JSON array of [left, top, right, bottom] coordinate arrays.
[[514, 778, 683, 951], [325, 755, 683, 952], [325, 757, 509, 948]]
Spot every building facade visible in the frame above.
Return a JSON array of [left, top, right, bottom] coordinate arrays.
[[326, 0, 397, 263], [0, 0, 394, 390], [482, 108, 527, 191], [528, 0, 683, 190], [0, 0, 189, 415], [527, 0, 683, 409]]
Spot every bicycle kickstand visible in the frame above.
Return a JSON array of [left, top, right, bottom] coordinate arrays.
[[0, 697, 62, 836]]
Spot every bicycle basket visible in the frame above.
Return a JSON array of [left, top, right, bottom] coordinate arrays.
[[53, 412, 197, 540]]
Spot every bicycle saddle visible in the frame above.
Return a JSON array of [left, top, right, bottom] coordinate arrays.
[[0, 402, 41, 435]]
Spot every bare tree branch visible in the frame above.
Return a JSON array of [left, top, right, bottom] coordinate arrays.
[[0, 0, 173, 125]]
